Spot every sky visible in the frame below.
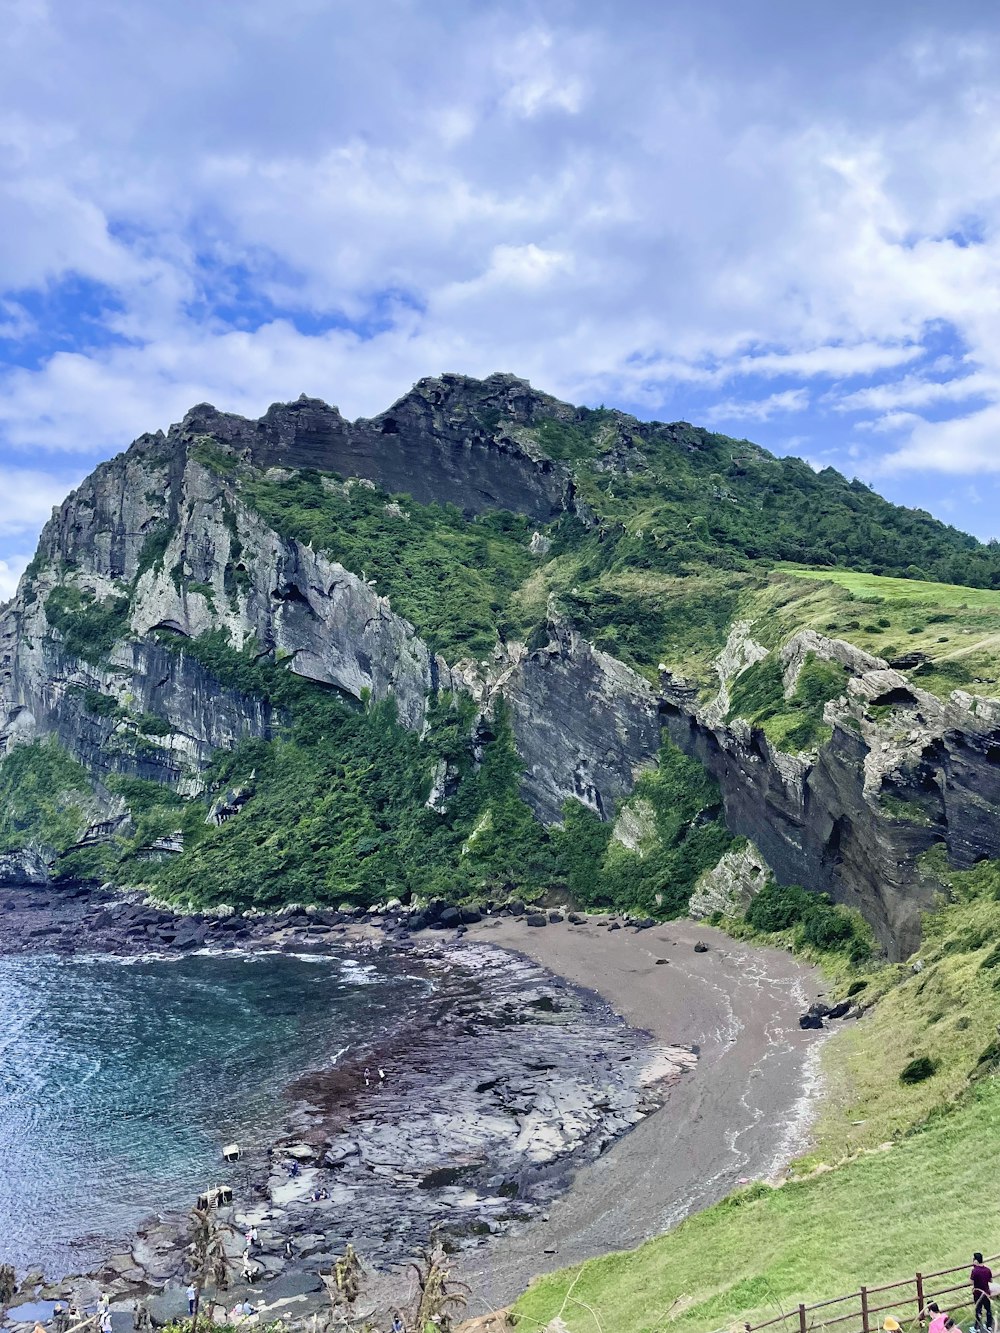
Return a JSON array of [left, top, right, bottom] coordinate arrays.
[[2, 0, 1000, 599]]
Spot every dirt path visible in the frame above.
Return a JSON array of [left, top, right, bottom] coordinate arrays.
[[458, 916, 827, 1309]]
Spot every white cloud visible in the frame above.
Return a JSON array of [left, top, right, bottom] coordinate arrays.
[[833, 371, 1000, 413], [732, 344, 923, 380], [704, 388, 810, 425], [881, 403, 1000, 473], [4, 0, 1000, 567], [496, 27, 587, 119], [0, 465, 79, 534], [0, 556, 28, 603]]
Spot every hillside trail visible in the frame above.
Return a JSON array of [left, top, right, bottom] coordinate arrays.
[[936, 630, 1000, 661], [458, 917, 827, 1310]]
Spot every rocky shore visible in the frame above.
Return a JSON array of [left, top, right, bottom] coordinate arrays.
[[0, 885, 696, 1329]]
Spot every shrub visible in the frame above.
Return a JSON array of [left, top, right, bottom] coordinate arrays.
[[900, 1056, 938, 1085], [82, 689, 122, 718], [45, 586, 130, 664]]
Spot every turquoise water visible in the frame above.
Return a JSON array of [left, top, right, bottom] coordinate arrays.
[[0, 950, 423, 1278]]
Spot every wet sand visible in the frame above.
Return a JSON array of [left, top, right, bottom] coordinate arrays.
[[459, 916, 828, 1308]]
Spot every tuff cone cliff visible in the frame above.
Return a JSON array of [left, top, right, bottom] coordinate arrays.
[[2, 372, 1000, 959]]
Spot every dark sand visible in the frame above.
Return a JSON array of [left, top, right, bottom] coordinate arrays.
[[459, 916, 827, 1309]]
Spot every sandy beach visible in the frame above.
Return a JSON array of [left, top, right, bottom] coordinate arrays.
[[459, 915, 828, 1309]]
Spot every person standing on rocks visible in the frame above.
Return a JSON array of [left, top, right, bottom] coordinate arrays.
[[187, 1283, 197, 1316]]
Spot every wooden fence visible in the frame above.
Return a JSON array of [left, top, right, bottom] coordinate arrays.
[[744, 1252, 1000, 1333]]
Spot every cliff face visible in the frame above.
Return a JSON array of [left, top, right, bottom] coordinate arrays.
[[3, 372, 1000, 956], [179, 372, 582, 523], [661, 661, 1000, 959]]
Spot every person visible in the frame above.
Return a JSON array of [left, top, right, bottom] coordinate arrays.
[[100, 1311, 113, 1333], [927, 1305, 948, 1333], [53, 1304, 69, 1333], [250, 1226, 259, 1248], [187, 1283, 197, 1316], [883, 1319, 901, 1333], [283, 1238, 293, 1259], [973, 1252, 995, 1332], [391, 1313, 404, 1333]]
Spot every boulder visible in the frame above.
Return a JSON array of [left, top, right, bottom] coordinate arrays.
[[509, 900, 526, 916], [693, 941, 709, 953], [460, 906, 483, 924], [526, 913, 548, 927]]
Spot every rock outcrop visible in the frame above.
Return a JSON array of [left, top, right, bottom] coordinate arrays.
[[662, 651, 1000, 958], [178, 372, 584, 523], [689, 841, 772, 920], [486, 621, 662, 823]]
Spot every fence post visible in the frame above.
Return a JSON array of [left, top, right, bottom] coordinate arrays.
[[916, 1274, 925, 1323], [861, 1287, 870, 1333], [799, 1304, 808, 1333]]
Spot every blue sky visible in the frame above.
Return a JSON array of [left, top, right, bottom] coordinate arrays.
[[2, 0, 1000, 598]]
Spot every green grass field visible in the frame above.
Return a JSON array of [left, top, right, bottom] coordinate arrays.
[[513, 1080, 1000, 1333], [749, 569, 1000, 701], [778, 566, 1000, 610]]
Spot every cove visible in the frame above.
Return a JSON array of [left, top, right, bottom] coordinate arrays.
[[0, 949, 425, 1279]]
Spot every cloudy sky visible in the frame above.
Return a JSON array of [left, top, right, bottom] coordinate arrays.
[[2, 0, 1000, 598]]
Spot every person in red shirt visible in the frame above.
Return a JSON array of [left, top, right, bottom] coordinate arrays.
[[972, 1253, 994, 1332]]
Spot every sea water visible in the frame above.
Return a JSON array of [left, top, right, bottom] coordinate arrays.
[[0, 949, 424, 1278]]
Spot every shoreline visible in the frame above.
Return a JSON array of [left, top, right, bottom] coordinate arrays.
[[0, 887, 828, 1328], [458, 915, 827, 1308]]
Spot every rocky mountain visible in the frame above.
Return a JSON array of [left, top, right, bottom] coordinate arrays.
[[2, 371, 1000, 959]]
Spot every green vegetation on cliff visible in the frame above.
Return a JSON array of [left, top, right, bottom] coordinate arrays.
[[0, 739, 93, 853], [238, 467, 538, 660], [727, 651, 849, 751], [44, 585, 131, 665], [554, 747, 733, 916], [519, 412, 1000, 589], [52, 629, 730, 912]]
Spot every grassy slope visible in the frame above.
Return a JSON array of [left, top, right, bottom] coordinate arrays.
[[514, 1081, 1000, 1333], [765, 568, 1000, 700], [513, 858, 1000, 1333]]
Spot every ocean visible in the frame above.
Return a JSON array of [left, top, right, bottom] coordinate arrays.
[[0, 949, 425, 1279]]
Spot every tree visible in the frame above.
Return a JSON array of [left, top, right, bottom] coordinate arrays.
[[408, 1239, 469, 1332], [185, 1201, 233, 1333], [0, 1264, 16, 1307]]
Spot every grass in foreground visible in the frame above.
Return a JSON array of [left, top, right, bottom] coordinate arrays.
[[513, 1078, 1000, 1333]]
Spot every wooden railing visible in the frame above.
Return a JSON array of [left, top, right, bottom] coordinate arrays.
[[744, 1252, 1000, 1333]]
